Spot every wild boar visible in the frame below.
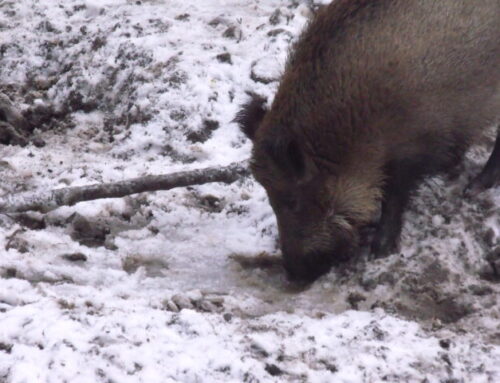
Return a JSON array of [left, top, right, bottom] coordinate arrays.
[[236, 0, 500, 282]]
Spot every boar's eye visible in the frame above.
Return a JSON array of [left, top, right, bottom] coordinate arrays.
[[262, 136, 318, 184], [264, 138, 306, 179]]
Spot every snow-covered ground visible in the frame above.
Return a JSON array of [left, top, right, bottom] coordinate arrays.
[[0, 1, 499, 382]]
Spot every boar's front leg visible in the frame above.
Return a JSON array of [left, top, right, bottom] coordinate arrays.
[[371, 157, 425, 258], [465, 126, 500, 194]]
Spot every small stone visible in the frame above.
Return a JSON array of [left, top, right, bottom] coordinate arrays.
[[0, 343, 13, 354], [62, 252, 87, 262], [208, 17, 224, 27], [31, 137, 46, 148], [432, 214, 444, 226], [223, 26, 241, 39], [269, 9, 282, 25], [13, 214, 46, 230], [216, 52, 232, 64], [149, 226, 160, 235], [186, 119, 220, 143], [205, 295, 224, 305], [4, 268, 17, 278], [197, 300, 219, 312], [69, 213, 110, 248], [6, 237, 29, 253], [104, 241, 118, 251], [439, 339, 451, 349], [320, 360, 338, 373], [267, 28, 286, 37], [122, 256, 141, 274], [250, 342, 269, 358], [240, 192, 250, 201], [185, 289, 203, 302], [347, 292, 367, 309], [44, 21, 56, 33], [265, 364, 283, 376], [175, 13, 190, 21], [91, 36, 106, 51], [223, 313, 232, 322], [163, 299, 180, 312], [171, 294, 194, 310], [198, 194, 224, 213]]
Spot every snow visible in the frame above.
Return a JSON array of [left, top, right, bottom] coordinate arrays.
[[0, 0, 499, 382]]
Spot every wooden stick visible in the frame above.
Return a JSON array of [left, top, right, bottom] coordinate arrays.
[[0, 161, 250, 214]]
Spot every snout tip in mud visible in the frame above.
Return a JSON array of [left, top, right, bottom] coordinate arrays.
[[283, 251, 336, 283]]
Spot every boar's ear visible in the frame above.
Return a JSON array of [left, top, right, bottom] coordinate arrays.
[[264, 137, 317, 182], [234, 94, 267, 140]]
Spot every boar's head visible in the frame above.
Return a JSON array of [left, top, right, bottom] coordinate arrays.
[[235, 95, 382, 282]]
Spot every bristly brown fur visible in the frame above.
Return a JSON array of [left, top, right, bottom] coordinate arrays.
[[238, 0, 500, 282]]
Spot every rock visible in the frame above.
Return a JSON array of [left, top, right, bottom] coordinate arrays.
[[269, 9, 282, 25], [439, 339, 451, 349], [69, 213, 110, 247], [265, 364, 283, 376], [222, 26, 241, 40], [91, 36, 106, 51], [267, 28, 288, 37], [0, 343, 13, 354], [163, 299, 180, 312], [216, 52, 232, 64], [175, 13, 190, 21], [3, 268, 17, 278], [5, 236, 29, 253], [347, 291, 367, 309], [13, 213, 46, 230], [62, 252, 88, 262], [186, 119, 220, 143], [197, 300, 219, 312], [31, 137, 46, 147], [171, 294, 195, 310]]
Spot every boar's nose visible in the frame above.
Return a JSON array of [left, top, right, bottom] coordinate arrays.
[[283, 251, 335, 283]]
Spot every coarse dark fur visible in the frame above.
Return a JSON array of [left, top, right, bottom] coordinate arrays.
[[236, 0, 500, 282]]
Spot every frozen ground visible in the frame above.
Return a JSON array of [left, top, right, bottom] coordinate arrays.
[[0, 0, 499, 382]]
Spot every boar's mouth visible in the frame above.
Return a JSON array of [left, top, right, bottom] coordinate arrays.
[[282, 222, 357, 283], [283, 247, 355, 283], [283, 250, 336, 283]]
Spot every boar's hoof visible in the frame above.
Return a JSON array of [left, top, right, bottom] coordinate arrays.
[[464, 174, 499, 198], [370, 232, 400, 259]]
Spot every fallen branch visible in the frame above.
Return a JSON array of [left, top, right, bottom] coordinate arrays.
[[0, 161, 250, 214]]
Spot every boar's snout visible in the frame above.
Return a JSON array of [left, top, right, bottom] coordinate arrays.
[[281, 225, 357, 283], [283, 249, 335, 283]]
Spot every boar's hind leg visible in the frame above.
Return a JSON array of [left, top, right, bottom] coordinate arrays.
[[371, 157, 428, 259], [465, 126, 500, 195]]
